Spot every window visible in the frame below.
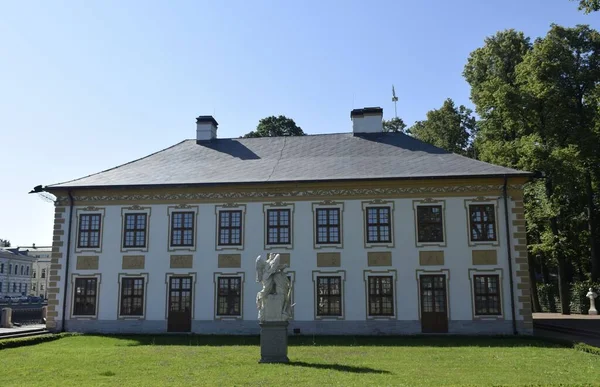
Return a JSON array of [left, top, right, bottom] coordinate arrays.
[[266, 209, 290, 245], [316, 208, 341, 244], [41, 269, 46, 279], [120, 278, 144, 316], [218, 210, 243, 246], [12, 283, 16, 292], [78, 214, 102, 248], [32, 269, 36, 278], [473, 275, 501, 315], [417, 205, 444, 243], [40, 284, 44, 291], [18, 283, 22, 293], [20, 265, 23, 275], [170, 212, 194, 246], [123, 213, 147, 248], [366, 207, 391, 243], [8, 264, 12, 275], [216, 277, 241, 316], [32, 284, 36, 291], [26, 266, 29, 276], [0, 282, 2, 293], [469, 205, 497, 242], [0, 263, 3, 273], [14, 265, 18, 275], [73, 278, 98, 316], [316, 276, 342, 317], [368, 276, 394, 316]]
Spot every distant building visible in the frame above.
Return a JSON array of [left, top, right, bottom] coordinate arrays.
[[18, 245, 52, 299], [0, 248, 35, 297]]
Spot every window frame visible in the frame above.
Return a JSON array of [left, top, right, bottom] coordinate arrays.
[[215, 205, 246, 251], [464, 199, 501, 247], [468, 269, 504, 319], [263, 203, 294, 250], [167, 205, 199, 252], [121, 206, 151, 252], [312, 270, 345, 320], [315, 276, 343, 317], [117, 274, 148, 319], [213, 272, 245, 319], [413, 200, 447, 247], [266, 209, 291, 246], [75, 207, 105, 253], [217, 210, 244, 247], [364, 270, 397, 319], [312, 202, 344, 249], [71, 274, 101, 319]]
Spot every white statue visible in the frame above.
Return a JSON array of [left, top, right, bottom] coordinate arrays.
[[255, 253, 293, 322], [586, 288, 598, 315]]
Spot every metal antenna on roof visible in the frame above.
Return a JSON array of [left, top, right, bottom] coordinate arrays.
[[392, 85, 398, 118]]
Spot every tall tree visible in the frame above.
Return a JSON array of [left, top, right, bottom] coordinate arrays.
[[0, 239, 10, 247], [408, 98, 476, 155], [382, 117, 407, 133], [243, 116, 305, 138], [574, 0, 600, 13]]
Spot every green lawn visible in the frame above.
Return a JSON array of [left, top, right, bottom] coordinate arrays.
[[2, 335, 599, 386]]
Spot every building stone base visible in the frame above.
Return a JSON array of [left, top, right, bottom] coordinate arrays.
[[62, 319, 532, 336]]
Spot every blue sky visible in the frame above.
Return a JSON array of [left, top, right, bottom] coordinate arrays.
[[0, 0, 597, 247]]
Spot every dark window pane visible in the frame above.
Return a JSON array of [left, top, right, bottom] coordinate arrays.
[[316, 208, 341, 244], [78, 214, 102, 248], [417, 206, 443, 243], [74, 278, 98, 316], [469, 205, 497, 242], [365, 207, 392, 243], [316, 276, 342, 316], [217, 277, 242, 316], [218, 211, 243, 246], [368, 276, 394, 316], [171, 211, 194, 246], [473, 275, 501, 315]]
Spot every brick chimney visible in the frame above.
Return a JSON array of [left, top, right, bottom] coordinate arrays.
[[351, 107, 383, 134]]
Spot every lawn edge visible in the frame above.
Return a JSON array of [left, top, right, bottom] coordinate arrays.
[[0, 332, 79, 350]]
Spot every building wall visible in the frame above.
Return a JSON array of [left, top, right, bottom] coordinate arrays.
[[46, 180, 532, 335], [0, 254, 34, 297], [32, 258, 51, 298]]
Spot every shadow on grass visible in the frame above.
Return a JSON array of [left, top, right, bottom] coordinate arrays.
[[81, 334, 571, 349], [286, 361, 390, 374]]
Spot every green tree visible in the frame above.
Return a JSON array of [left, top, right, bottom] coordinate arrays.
[[243, 116, 305, 138], [382, 117, 407, 133], [574, 0, 600, 13], [408, 98, 476, 155], [0, 239, 10, 247]]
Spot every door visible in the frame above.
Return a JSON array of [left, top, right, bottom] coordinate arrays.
[[420, 274, 448, 333], [167, 276, 192, 332]]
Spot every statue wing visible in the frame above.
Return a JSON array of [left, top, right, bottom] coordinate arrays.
[[255, 255, 266, 282]]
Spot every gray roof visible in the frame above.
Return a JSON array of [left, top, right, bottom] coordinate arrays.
[[47, 132, 530, 189]]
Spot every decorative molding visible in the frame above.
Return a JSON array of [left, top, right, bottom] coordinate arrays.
[[218, 254, 241, 268], [317, 252, 341, 267], [170, 255, 193, 269], [76, 256, 99, 270], [472, 250, 498, 265], [55, 184, 525, 205], [122, 255, 145, 270], [367, 251, 392, 266], [418, 251, 444, 266]]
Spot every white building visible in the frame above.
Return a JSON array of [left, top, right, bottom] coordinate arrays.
[[38, 107, 533, 335], [18, 245, 52, 298], [0, 248, 35, 297]]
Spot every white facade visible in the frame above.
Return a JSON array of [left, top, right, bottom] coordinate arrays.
[[19, 246, 52, 298], [46, 187, 532, 335], [0, 249, 34, 297]]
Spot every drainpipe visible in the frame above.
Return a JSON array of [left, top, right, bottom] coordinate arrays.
[[503, 176, 518, 335], [60, 190, 74, 332]]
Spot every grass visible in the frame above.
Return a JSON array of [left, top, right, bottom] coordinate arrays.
[[2, 335, 599, 386]]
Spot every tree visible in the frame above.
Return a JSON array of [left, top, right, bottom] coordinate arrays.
[[408, 98, 476, 155], [464, 25, 600, 314], [0, 239, 10, 247], [243, 116, 305, 138], [574, 0, 600, 13], [382, 117, 407, 133]]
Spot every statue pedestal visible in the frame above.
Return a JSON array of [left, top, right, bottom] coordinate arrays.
[[259, 321, 289, 363]]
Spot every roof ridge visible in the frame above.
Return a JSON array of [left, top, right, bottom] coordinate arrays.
[[46, 140, 188, 188]]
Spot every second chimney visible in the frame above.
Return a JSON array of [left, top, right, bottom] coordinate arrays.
[[196, 116, 219, 142], [351, 107, 383, 134]]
